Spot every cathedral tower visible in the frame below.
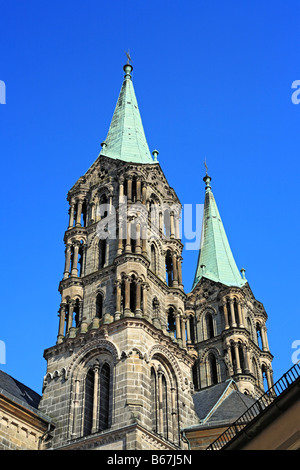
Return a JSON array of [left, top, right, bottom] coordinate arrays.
[[38, 63, 199, 450], [188, 172, 274, 398]]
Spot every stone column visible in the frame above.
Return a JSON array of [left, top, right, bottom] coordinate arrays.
[[159, 212, 163, 234], [172, 253, 178, 287], [171, 386, 177, 442], [175, 314, 181, 343], [141, 182, 147, 205], [71, 242, 80, 277], [75, 200, 83, 227], [157, 367, 163, 435], [181, 318, 187, 348], [71, 378, 81, 437], [127, 179, 132, 202], [125, 222, 131, 253], [237, 302, 244, 328], [124, 275, 131, 315], [266, 367, 273, 389], [223, 301, 230, 329], [117, 224, 123, 255], [261, 325, 269, 351], [135, 223, 141, 254], [63, 244, 72, 279], [91, 364, 99, 433], [234, 342, 241, 373], [135, 280, 142, 317], [177, 257, 183, 287], [142, 225, 147, 256], [142, 283, 149, 318], [229, 299, 237, 327], [186, 315, 191, 344], [170, 212, 175, 239], [57, 303, 67, 343], [68, 202, 75, 229], [136, 180, 141, 202], [66, 301, 74, 334], [119, 177, 124, 202], [115, 280, 121, 320], [244, 345, 250, 373]]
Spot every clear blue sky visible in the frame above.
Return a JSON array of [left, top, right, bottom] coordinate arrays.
[[0, 0, 299, 394]]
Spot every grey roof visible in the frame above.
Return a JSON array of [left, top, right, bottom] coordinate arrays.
[[0, 369, 41, 411], [191, 380, 256, 428]]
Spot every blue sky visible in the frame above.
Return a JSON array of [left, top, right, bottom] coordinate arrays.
[[0, 0, 299, 394]]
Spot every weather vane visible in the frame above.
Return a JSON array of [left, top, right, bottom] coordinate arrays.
[[125, 50, 132, 65], [204, 158, 208, 175]]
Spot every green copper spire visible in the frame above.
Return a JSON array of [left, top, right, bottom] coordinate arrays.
[[99, 63, 154, 164], [192, 173, 246, 289]]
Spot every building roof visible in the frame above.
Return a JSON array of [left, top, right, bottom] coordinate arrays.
[[99, 63, 155, 164], [192, 173, 247, 290], [0, 369, 41, 411], [189, 380, 256, 428]]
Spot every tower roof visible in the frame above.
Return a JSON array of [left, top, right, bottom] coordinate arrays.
[[99, 63, 154, 164], [192, 173, 246, 290]]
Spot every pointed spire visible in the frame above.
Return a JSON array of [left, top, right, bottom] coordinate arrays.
[[192, 172, 246, 290], [99, 62, 154, 164]]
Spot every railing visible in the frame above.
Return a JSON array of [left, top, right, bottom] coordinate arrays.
[[207, 362, 300, 450]]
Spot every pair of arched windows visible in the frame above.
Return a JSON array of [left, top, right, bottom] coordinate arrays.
[[83, 363, 111, 436], [150, 364, 179, 445]]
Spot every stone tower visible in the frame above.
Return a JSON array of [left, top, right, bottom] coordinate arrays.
[[38, 63, 199, 450], [188, 172, 274, 398]]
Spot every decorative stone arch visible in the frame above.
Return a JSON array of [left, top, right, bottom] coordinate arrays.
[[199, 346, 223, 387], [68, 342, 116, 439], [148, 344, 185, 392], [66, 339, 120, 380]]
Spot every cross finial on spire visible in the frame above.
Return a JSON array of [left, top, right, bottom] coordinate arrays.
[[125, 49, 132, 65], [204, 158, 208, 175]]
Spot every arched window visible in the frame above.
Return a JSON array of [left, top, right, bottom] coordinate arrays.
[[78, 242, 84, 277], [74, 299, 80, 327], [130, 275, 137, 313], [81, 200, 87, 227], [163, 209, 171, 237], [131, 178, 137, 202], [99, 194, 108, 218], [233, 298, 239, 323], [206, 313, 214, 339], [83, 369, 94, 436], [165, 250, 173, 286], [238, 343, 245, 372], [256, 323, 263, 349], [99, 239, 106, 269], [99, 363, 110, 431], [226, 299, 232, 326], [192, 361, 199, 390], [167, 307, 176, 335], [96, 293, 103, 319], [162, 375, 168, 440], [151, 244, 157, 273], [150, 368, 157, 433], [208, 354, 218, 385]]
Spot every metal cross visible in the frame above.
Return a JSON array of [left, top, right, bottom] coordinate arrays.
[[204, 158, 208, 175], [125, 50, 132, 65]]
